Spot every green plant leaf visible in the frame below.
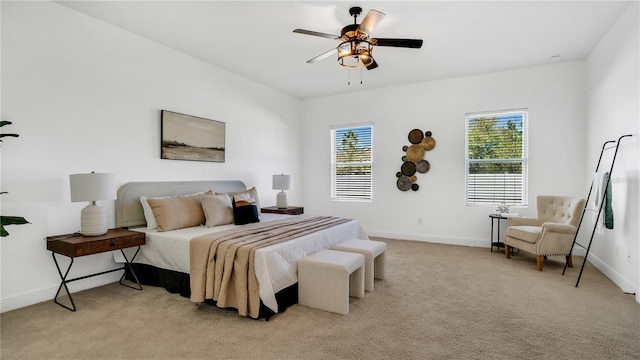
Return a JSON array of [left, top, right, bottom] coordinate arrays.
[[0, 216, 30, 237], [1, 216, 30, 226]]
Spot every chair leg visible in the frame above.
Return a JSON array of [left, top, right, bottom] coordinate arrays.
[[566, 255, 573, 268], [505, 245, 511, 259], [536, 255, 544, 271]]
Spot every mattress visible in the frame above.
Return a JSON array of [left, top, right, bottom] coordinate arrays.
[[115, 213, 367, 313]]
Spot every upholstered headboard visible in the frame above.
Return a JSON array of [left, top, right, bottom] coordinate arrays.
[[115, 180, 247, 228]]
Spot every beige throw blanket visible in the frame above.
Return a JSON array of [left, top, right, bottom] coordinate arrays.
[[190, 215, 352, 318]]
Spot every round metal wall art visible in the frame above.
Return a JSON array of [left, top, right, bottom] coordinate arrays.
[[408, 129, 424, 144], [421, 137, 436, 151], [396, 175, 413, 191], [396, 128, 436, 191], [401, 161, 416, 176], [406, 144, 425, 162], [416, 159, 430, 173]]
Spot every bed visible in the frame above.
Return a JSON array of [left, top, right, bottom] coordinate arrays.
[[114, 180, 367, 319]]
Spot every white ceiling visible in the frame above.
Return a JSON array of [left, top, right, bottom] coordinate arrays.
[[56, 1, 631, 99]]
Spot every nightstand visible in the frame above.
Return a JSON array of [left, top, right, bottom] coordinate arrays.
[[46, 228, 145, 311], [261, 206, 304, 215]]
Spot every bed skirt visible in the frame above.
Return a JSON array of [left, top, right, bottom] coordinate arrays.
[[124, 263, 298, 320]]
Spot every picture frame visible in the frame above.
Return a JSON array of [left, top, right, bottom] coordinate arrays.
[[161, 110, 225, 162]]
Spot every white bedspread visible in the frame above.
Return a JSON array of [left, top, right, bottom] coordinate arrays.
[[115, 213, 368, 313]]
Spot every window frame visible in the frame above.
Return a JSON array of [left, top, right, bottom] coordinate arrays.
[[330, 123, 373, 202], [464, 109, 529, 207]]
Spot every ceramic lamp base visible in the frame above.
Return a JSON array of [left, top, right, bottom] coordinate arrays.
[[276, 191, 288, 209], [80, 204, 107, 236]]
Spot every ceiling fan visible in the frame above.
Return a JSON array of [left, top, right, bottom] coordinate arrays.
[[293, 6, 423, 70]]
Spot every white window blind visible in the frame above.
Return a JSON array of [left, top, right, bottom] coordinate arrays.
[[331, 125, 373, 201], [465, 109, 528, 206]]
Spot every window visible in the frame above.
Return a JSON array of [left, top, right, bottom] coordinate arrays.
[[331, 125, 373, 201], [465, 109, 528, 206]]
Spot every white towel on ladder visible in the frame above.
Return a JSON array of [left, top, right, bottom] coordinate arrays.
[[593, 172, 608, 208], [591, 171, 609, 227]]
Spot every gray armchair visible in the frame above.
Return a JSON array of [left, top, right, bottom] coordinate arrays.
[[505, 195, 585, 271]]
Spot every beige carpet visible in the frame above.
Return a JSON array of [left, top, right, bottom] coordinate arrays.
[[2, 238, 639, 360]]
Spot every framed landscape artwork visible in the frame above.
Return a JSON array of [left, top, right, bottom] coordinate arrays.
[[161, 110, 225, 162]]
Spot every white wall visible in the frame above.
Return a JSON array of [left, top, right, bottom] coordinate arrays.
[[0, 1, 302, 312], [302, 62, 587, 247], [585, 2, 639, 300]]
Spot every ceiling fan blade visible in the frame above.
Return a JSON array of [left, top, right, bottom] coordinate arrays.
[[366, 59, 379, 70], [371, 38, 423, 49], [358, 9, 386, 36], [293, 29, 340, 40], [306, 48, 338, 63]]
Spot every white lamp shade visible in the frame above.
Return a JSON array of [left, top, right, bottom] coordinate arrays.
[[272, 174, 292, 191], [70, 173, 116, 202]]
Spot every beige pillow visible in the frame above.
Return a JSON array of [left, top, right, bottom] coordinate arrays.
[[217, 187, 260, 210], [147, 193, 206, 232], [201, 194, 234, 227]]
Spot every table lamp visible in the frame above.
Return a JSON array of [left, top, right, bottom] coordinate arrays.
[[70, 172, 116, 236], [272, 174, 292, 209]]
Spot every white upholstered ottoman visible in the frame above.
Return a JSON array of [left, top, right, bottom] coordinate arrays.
[[298, 249, 365, 315], [331, 239, 386, 292]]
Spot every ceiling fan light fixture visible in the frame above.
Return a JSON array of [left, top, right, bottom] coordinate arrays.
[[337, 41, 373, 68], [294, 7, 422, 71]]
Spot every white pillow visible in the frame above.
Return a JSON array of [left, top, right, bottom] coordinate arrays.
[[140, 196, 158, 229], [217, 187, 260, 210], [202, 194, 234, 227], [233, 193, 254, 203]]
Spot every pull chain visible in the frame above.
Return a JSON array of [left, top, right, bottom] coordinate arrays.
[[346, 68, 365, 86]]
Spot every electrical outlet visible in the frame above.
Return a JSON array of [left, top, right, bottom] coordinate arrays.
[[418, 217, 422, 225]]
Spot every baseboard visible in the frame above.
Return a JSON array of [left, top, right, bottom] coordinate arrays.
[[367, 229, 590, 255], [583, 252, 638, 295], [366, 230, 487, 248], [0, 273, 120, 313]]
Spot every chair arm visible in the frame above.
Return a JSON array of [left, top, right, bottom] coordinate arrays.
[[508, 217, 540, 226], [536, 223, 578, 255], [541, 222, 577, 234]]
